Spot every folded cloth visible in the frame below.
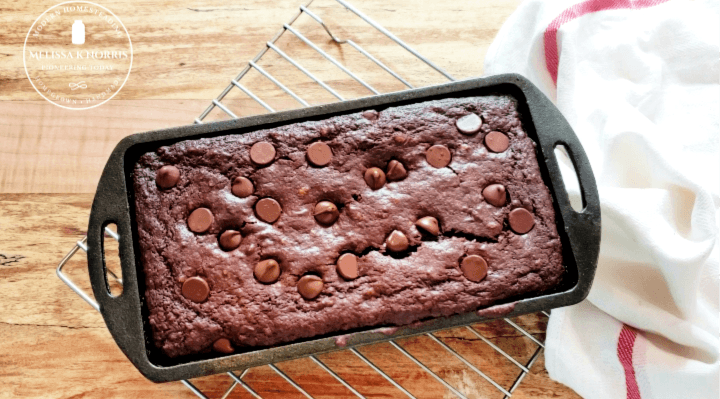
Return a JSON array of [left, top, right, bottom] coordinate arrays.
[[483, 0, 719, 398]]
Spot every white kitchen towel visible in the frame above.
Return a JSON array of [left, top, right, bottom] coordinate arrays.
[[483, 0, 719, 398]]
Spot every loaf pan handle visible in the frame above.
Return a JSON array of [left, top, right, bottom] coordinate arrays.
[[86, 135, 160, 380], [508, 74, 601, 303]]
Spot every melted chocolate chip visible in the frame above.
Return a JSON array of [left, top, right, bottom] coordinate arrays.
[[426, 145, 451, 168], [231, 177, 254, 198], [255, 198, 282, 223], [314, 201, 339, 225], [254, 259, 280, 283], [297, 275, 323, 300], [307, 142, 332, 167], [182, 276, 209, 302], [364, 167, 386, 190], [188, 208, 213, 233], [156, 165, 180, 189], [213, 338, 234, 354], [415, 216, 440, 236], [456, 113, 482, 135], [362, 110, 378, 121], [250, 141, 276, 166], [218, 230, 242, 251], [386, 160, 408, 181], [485, 132, 509, 153], [386, 230, 409, 252], [482, 184, 507, 207], [508, 208, 535, 234], [337, 253, 358, 280], [460, 255, 488, 282]]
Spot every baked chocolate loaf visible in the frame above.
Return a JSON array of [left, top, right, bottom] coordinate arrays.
[[132, 95, 564, 358]]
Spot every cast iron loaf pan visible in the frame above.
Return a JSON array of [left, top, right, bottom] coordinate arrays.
[[87, 74, 601, 383]]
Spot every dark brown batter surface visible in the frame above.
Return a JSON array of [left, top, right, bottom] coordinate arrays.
[[132, 95, 564, 358]]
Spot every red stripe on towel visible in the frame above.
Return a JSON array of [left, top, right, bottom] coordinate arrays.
[[543, 0, 670, 84], [617, 324, 642, 399]]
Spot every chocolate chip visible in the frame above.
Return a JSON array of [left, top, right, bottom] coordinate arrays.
[[254, 259, 280, 283], [297, 275, 323, 300], [426, 145, 451, 168], [460, 255, 488, 282], [456, 113, 482, 135], [188, 208, 213, 233], [508, 208, 535, 234], [250, 141, 276, 166], [255, 198, 282, 223], [482, 184, 507, 207], [362, 110, 378, 121], [182, 276, 209, 302], [231, 177, 254, 198], [213, 338, 234, 354], [386, 230, 409, 252], [314, 201, 339, 225], [218, 230, 242, 251], [386, 160, 407, 181], [307, 142, 332, 167], [337, 253, 358, 280], [318, 126, 334, 136], [156, 165, 180, 189], [364, 167, 386, 190], [415, 216, 440, 236], [485, 132, 509, 153]]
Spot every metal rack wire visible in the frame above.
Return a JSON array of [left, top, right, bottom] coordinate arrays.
[[56, 1, 552, 397]]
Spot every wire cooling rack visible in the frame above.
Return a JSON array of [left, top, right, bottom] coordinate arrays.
[[57, 1, 551, 397]]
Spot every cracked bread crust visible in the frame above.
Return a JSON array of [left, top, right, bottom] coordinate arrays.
[[132, 95, 564, 358]]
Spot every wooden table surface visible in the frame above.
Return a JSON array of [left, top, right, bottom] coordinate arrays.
[[0, 0, 582, 397]]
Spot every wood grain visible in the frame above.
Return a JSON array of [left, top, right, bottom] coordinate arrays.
[[1, 0, 520, 193], [1, 0, 583, 397]]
